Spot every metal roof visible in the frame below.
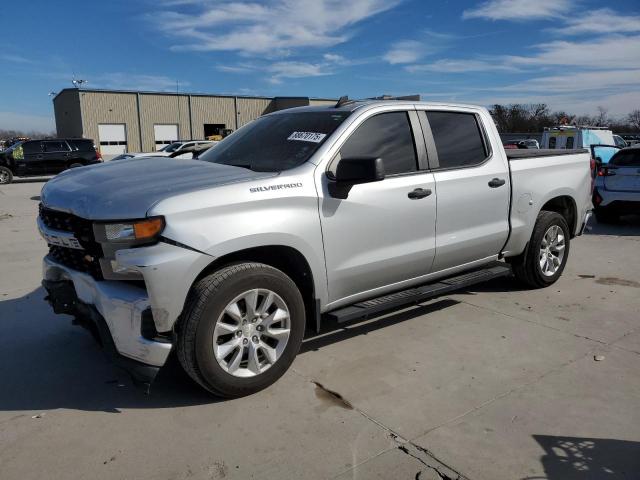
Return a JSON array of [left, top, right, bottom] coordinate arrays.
[[53, 87, 336, 103]]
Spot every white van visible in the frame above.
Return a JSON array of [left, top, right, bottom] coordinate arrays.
[[541, 126, 615, 150]]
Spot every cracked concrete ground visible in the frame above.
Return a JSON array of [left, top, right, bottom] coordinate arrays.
[[1, 180, 639, 480]]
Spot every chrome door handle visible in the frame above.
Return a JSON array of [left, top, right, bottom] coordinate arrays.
[[408, 188, 432, 199], [488, 178, 506, 188]]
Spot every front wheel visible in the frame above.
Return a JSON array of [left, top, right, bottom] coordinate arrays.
[[511, 211, 570, 288], [177, 263, 305, 398], [0, 166, 13, 184]]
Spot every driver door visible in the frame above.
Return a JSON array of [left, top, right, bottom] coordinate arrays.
[[318, 109, 437, 306]]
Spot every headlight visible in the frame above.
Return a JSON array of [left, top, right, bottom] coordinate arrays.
[[99, 217, 164, 243]]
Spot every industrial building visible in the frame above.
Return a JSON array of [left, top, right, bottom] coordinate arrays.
[[53, 88, 336, 155]]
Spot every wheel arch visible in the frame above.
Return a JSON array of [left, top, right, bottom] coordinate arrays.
[[193, 245, 321, 332], [540, 195, 578, 237]]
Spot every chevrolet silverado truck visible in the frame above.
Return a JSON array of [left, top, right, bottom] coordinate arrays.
[[38, 99, 592, 397]]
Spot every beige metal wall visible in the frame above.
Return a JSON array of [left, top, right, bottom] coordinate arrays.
[[309, 99, 336, 106], [79, 91, 141, 152], [236, 98, 271, 127], [61, 91, 338, 154], [139, 94, 191, 152], [54, 90, 83, 138], [188, 96, 237, 140]]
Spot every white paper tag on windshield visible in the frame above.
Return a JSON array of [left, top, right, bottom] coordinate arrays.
[[287, 131, 326, 143]]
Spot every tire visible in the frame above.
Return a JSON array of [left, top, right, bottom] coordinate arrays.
[[177, 262, 305, 398], [0, 166, 13, 184], [511, 211, 571, 288], [594, 208, 618, 224], [68, 162, 84, 169]]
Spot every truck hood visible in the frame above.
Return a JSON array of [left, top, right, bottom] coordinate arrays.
[[41, 157, 277, 220]]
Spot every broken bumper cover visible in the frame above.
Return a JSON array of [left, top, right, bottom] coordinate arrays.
[[42, 256, 173, 385]]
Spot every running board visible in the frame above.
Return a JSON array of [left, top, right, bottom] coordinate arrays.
[[325, 262, 511, 324]]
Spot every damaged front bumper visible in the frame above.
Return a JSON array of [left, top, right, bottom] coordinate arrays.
[[42, 256, 173, 388]]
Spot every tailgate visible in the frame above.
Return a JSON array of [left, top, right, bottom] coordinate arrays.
[[604, 149, 640, 192], [604, 166, 640, 192]]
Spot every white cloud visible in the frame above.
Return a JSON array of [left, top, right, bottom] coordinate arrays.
[[552, 8, 640, 36], [153, 0, 402, 55], [92, 73, 190, 91], [0, 111, 54, 133], [499, 69, 640, 94], [267, 61, 335, 84], [406, 59, 520, 73], [382, 40, 426, 64], [0, 54, 34, 64], [463, 0, 574, 21], [504, 35, 640, 69]]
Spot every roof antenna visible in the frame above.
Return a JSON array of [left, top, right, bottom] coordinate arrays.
[[335, 95, 349, 108]]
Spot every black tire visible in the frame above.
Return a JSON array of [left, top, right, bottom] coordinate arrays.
[[594, 208, 618, 224], [0, 166, 13, 184], [68, 162, 84, 169], [511, 211, 571, 288], [177, 262, 305, 398]]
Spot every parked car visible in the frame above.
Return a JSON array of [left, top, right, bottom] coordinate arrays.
[[38, 99, 592, 397], [593, 145, 640, 223], [155, 140, 218, 155], [505, 139, 540, 149], [613, 135, 628, 148], [0, 138, 102, 184], [111, 141, 217, 162], [620, 134, 639, 146]]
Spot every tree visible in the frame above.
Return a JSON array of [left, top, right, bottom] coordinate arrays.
[[594, 106, 609, 127], [628, 110, 640, 130]]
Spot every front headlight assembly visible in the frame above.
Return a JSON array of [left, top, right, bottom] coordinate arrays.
[[95, 217, 165, 245]]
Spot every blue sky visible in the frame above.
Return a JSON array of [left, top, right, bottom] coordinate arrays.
[[1, 0, 639, 132]]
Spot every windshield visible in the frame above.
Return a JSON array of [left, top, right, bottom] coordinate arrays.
[[198, 111, 351, 172], [161, 142, 183, 153]]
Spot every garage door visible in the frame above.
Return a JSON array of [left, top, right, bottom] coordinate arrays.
[[98, 124, 127, 156], [154, 124, 178, 151]]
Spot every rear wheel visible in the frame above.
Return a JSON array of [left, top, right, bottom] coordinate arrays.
[[0, 166, 13, 184], [177, 263, 305, 398], [511, 211, 570, 288], [68, 162, 84, 169]]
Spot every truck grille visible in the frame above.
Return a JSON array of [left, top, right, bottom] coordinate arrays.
[[39, 204, 104, 280]]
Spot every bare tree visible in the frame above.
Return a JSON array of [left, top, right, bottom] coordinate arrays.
[[628, 110, 640, 130], [594, 106, 609, 126]]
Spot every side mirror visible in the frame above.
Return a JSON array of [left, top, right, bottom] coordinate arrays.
[[333, 157, 385, 184]]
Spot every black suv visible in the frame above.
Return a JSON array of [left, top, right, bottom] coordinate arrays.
[[0, 139, 102, 184]]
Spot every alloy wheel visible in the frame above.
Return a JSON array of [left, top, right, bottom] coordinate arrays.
[[212, 289, 291, 378]]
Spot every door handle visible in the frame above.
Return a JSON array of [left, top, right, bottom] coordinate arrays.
[[488, 178, 506, 188], [408, 188, 432, 199]]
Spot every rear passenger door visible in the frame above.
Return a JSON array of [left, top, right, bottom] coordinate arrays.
[[41, 140, 71, 174], [419, 110, 510, 273]]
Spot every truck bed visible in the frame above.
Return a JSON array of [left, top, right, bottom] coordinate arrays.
[[506, 148, 588, 160]]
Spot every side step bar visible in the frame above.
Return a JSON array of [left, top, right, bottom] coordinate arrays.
[[325, 262, 511, 324]]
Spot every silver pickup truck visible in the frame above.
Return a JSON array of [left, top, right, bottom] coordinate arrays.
[[38, 99, 592, 397]]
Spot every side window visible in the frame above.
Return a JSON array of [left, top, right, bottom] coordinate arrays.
[[549, 137, 557, 148], [22, 142, 40, 154], [426, 111, 488, 169], [339, 112, 417, 176], [565, 136, 574, 149], [43, 141, 69, 152]]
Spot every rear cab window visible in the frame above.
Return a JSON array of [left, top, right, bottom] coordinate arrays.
[[425, 111, 489, 169]]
